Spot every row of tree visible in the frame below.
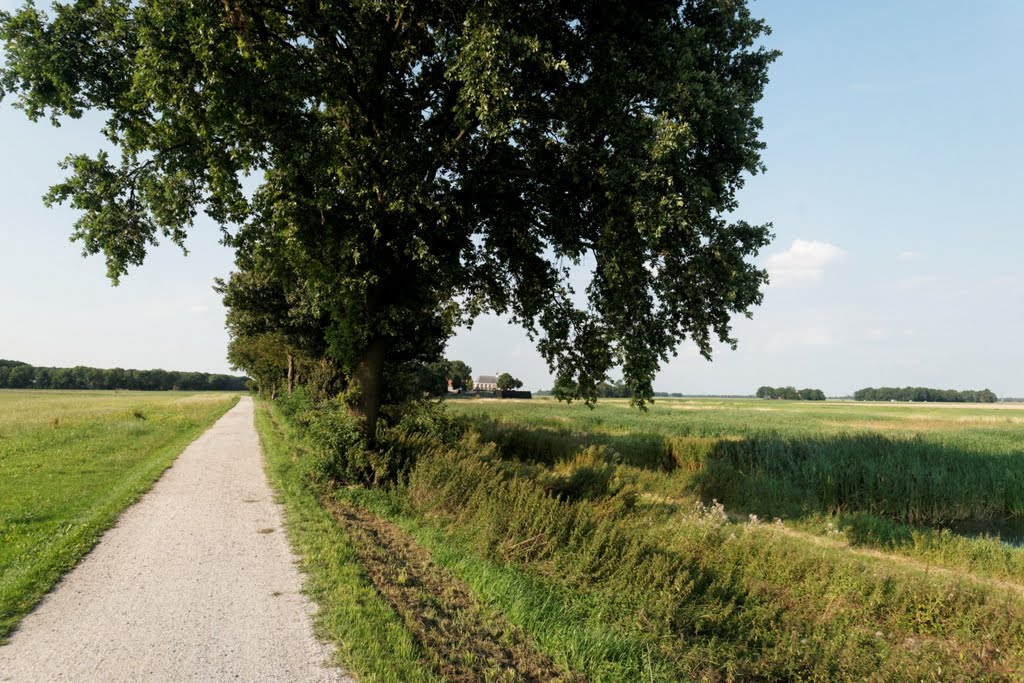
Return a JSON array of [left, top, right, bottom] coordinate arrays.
[[0, 360, 249, 392], [756, 386, 826, 401], [853, 387, 998, 403], [0, 1, 777, 448]]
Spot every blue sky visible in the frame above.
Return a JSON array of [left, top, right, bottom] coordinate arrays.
[[3, 1, 1023, 395]]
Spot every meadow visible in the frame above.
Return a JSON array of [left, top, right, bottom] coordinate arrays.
[[454, 397, 1024, 525], [0, 390, 239, 640], [261, 394, 1024, 681]]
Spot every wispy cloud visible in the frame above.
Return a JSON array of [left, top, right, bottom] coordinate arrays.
[[763, 326, 838, 352], [766, 239, 846, 287], [897, 250, 924, 262]]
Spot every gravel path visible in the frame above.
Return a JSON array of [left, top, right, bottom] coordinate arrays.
[[0, 397, 349, 682]]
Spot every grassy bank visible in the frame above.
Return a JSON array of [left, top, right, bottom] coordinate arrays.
[[253, 400, 440, 682], [454, 398, 1024, 580], [0, 390, 238, 640], [263, 394, 1024, 679]]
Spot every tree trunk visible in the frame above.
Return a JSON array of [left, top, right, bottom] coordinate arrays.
[[349, 337, 387, 449], [286, 352, 294, 395]]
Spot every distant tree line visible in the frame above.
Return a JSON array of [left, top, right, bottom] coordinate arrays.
[[550, 378, 634, 399], [853, 387, 997, 403], [756, 386, 826, 401], [543, 378, 690, 399], [0, 359, 249, 391]]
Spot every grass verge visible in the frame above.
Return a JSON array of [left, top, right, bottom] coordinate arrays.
[[0, 391, 239, 640], [254, 400, 440, 683], [260, 394, 1024, 679]]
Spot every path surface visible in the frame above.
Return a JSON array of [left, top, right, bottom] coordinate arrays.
[[0, 397, 348, 682]]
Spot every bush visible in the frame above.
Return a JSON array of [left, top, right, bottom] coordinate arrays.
[[540, 445, 619, 501], [276, 386, 314, 420], [291, 395, 468, 488], [302, 398, 367, 486]]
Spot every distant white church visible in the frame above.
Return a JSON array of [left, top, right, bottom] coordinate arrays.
[[475, 375, 498, 391]]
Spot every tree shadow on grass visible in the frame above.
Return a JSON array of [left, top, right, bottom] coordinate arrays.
[[466, 416, 678, 472]]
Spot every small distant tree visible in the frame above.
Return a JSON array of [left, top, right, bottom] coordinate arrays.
[[448, 361, 474, 392], [496, 373, 524, 391], [596, 379, 632, 398]]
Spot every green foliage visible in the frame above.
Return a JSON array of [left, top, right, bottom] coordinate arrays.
[[1, 0, 777, 417], [402, 433, 1024, 679], [414, 361, 451, 398], [280, 391, 466, 487], [0, 360, 247, 391], [854, 386, 998, 402], [447, 361, 474, 393], [264, 391, 1024, 679], [294, 398, 370, 486], [253, 401, 440, 682], [756, 385, 825, 400], [695, 433, 1024, 524], [495, 372, 523, 392], [455, 398, 1024, 526], [408, 359, 474, 397]]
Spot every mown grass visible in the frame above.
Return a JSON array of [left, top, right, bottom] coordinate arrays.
[[266, 394, 1024, 679], [253, 400, 441, 683], [0, 390, 239, 640]]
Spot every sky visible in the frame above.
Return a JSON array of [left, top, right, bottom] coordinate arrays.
[[2, 1, 1023, 395]]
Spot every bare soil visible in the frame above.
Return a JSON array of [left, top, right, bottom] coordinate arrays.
[[327, 499, 582, 683]]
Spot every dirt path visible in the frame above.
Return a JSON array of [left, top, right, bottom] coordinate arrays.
[[0, 397, 348, 682]]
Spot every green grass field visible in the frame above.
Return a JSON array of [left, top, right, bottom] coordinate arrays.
[[261, 394, 1024, 681], [454, 397, 1024, 525], [0, 390, 239, 640]]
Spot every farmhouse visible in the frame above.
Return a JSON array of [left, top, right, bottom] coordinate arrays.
[[475, 375, 498, 391]]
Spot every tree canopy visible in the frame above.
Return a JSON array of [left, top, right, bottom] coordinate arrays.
[[496, 372, 523, 391], [755, 386, 825, 401], [853, 387, 997, 403], [0, 360, 248, 391], [1, 0, 777, 438]]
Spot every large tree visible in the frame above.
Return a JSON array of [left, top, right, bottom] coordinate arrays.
[[1, 0, 777, 441]]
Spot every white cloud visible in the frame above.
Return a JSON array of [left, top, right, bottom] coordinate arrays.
[[897, 250, 924, 262], [766, 239, 846, 287]]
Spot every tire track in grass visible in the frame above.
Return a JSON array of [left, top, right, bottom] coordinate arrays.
[[325, 499, 584, 683]]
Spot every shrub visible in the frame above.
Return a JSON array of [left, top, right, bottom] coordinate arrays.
[[293, 396, 468, 488], [302, 398, 367, 486]]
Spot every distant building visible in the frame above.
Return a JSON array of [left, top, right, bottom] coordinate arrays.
[[475, 375, 498, 391]]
